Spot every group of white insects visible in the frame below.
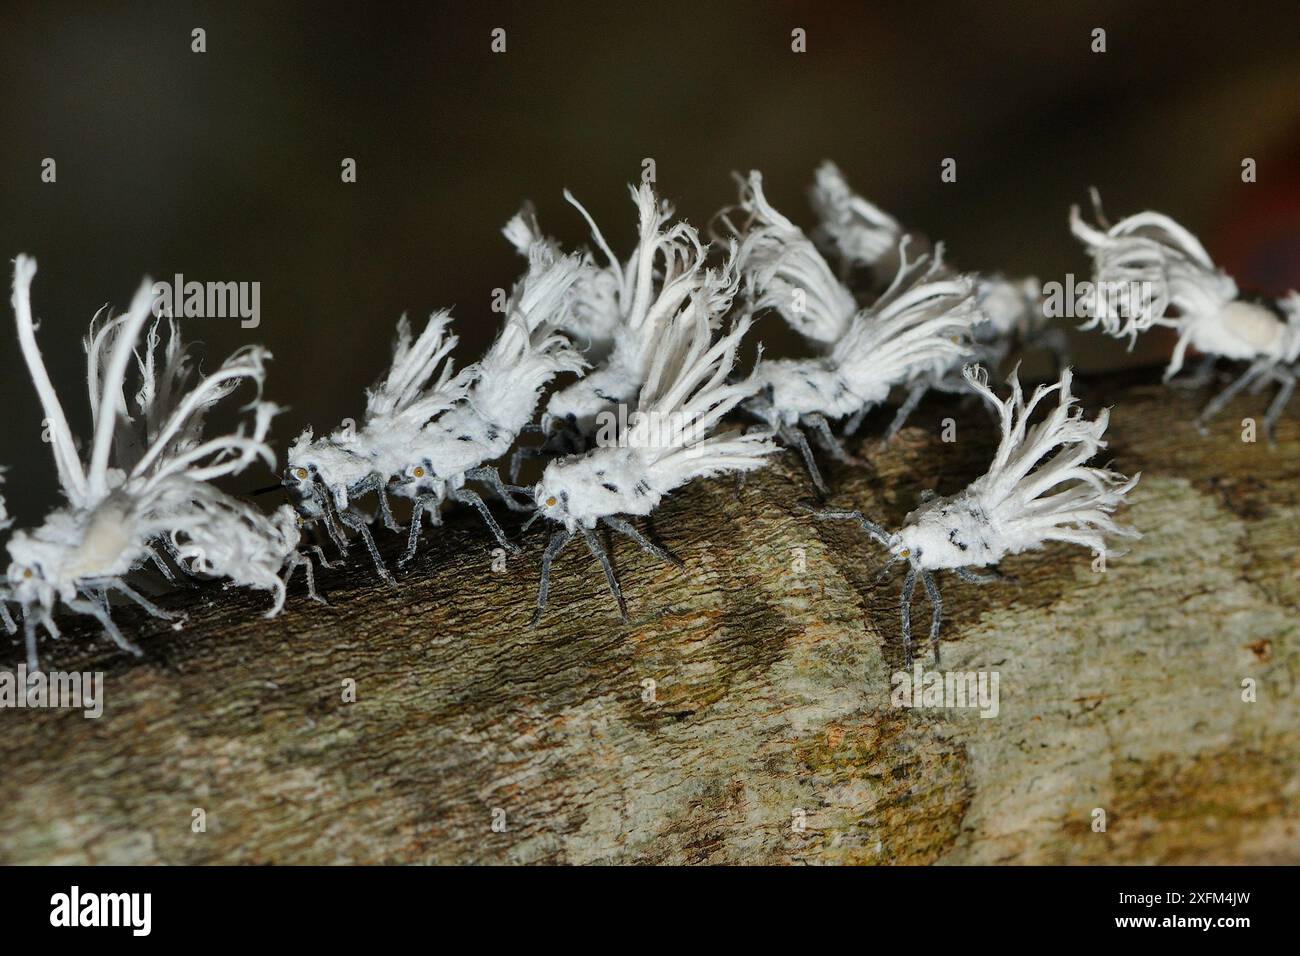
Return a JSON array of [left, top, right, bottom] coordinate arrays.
[[3, 163, 1297, 669]]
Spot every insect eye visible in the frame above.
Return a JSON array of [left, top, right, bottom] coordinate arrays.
[[899, 548, 910, 557], [294, 468, 308, 480], [412, 466, 426, 479], [22, 568, 33, 579], [545, 496, 557, 508]]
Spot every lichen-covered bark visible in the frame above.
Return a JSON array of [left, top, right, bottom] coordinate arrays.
[[1, 368, 1296, 864]]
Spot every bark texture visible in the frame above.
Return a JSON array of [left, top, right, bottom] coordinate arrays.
[[1, 368, 1297, 864]]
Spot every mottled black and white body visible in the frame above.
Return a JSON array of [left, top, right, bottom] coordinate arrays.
[[507, 183, 720, 488], [811, 365, 1139, 663], [527, 307, 778, 624], [5, 255, 278, 669], [745, 242, 982, 492], [1072, 193, 1300, 440], [390, 248, 586, 562], [285, 311, 469, 582], [807, 164, 1065, 438], [883, 275, 1066, 436]]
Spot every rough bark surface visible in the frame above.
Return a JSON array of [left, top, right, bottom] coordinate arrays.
[[1, 368, 1297, 865]]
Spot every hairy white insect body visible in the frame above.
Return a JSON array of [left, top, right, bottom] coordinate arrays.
[[804, 164, 1064, 433], [164, 484, 326, 618], [502, 200, 621, 360], [6, 256, 279, 669], [389, 247, 587, 561], [527, 307, 778, 623], [535, 184, 714, 441], [284, 310, 469, 580], [743, 244, 982, 492], [807, 160, 904, 274], [1071, 194, 1300, 439], [812, 365, 1139, 662], [724, 170, 859, 347]]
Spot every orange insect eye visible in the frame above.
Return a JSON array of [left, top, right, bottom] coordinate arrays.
[[899, 548, 910, 557], [545, 496, 557, 507], [295, 468, 308, 480], [412, 466, 426, 479], [22, 569, 33, 579]]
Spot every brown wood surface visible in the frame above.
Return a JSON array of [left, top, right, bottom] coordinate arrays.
[[1, 368, 1296, 864]]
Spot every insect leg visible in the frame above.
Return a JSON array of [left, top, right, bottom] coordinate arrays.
[[146, 546, 180, 584], [450, 487, 523, 555], [400, 494, 438, 566], [1170, 354, 1217, 391], [779, 424, 829, 496], [529, 528, 573, 626], [799, 505, 891, 548], [69, 595, 143, 658], [22, 612, 39, 672], [842, 405, 869, 437], [375, 481, 402, 533], [803, 413, 858, 464], [900, 567, 917, 665], [603, 515, 684, 568], [309, 545, 341, 570], [1196, 361, 1267, 433], [0, 600, 17, 635], [881, 383, 928, 447], [281, 552, 327, 611], [338, 509, 395, 585], [296, 551, 328, 605], [954, 567, 1008, 585], [1262, 368, 1295, 445], [580, 525, 629, 623], [314, 491, 352, 555], [37, 608, 61, 640], [921, 569, 944, 664], [102, 578, 177, 621], [465, 466, 533, 512], [509, 444, 553, 485]]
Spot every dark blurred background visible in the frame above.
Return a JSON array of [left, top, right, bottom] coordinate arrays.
[[1, 0, 1297, 523]]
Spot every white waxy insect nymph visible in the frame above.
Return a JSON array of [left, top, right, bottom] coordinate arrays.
[[1071, 191, 1300, 440], [721, 169, 860, 349], [285, 310, 469, 582], [5, 255, 278, 670], [509, 182, 724, 483], [811, 364, 1139, 663], [526, 305, 778, 625], [807, 160, 904, 278], [502, 200, 621, 364], [388, 246, 587, 564], [740, 237, 983, 493], [163, 485, 330, 617], [803, 164, 1066, 444]]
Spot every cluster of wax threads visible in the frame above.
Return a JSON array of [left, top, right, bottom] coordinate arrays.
[[3, 163, 1294, 669]]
